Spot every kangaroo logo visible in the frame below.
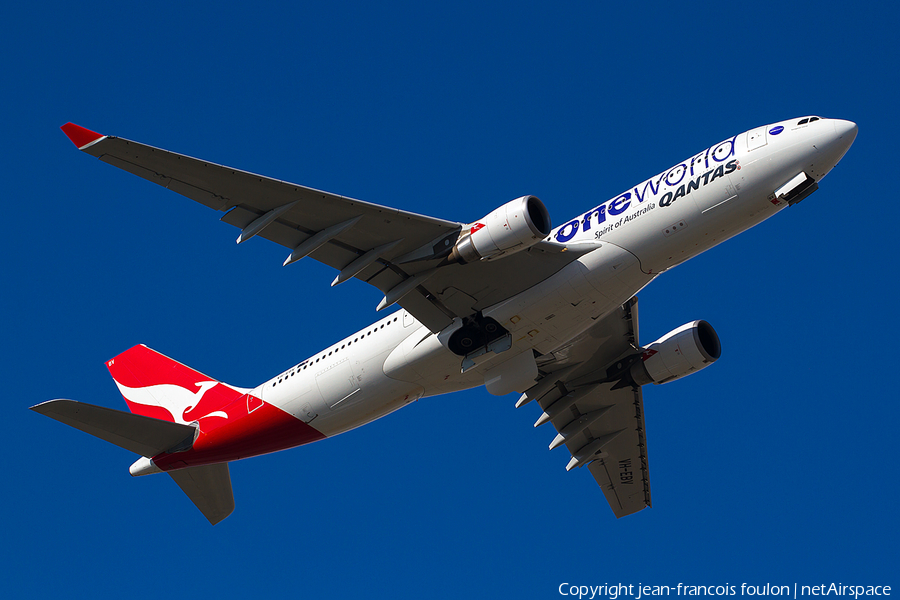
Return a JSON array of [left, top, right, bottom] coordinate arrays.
[[114, 380, 229, 424]]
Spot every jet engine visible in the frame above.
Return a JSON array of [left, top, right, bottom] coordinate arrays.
[[450, 195, 551, 263], [629, 320, 721, 385]]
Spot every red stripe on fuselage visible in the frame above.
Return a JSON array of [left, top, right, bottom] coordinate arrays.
[[152, 397, 325, 470]]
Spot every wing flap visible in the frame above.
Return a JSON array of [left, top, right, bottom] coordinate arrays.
[[396, 289, 454, 332], [577, 384, 651, 518], [528, 298, 652, 518], [587, 393, 652, 518], [428, 243, 585, 313]]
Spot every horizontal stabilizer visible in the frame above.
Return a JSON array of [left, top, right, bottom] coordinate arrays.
[[31, 399, 196, 457], [168, 463, 235, 525]]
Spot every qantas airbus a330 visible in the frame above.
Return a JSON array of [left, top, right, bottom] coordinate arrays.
[[33, 116, 857, 524]]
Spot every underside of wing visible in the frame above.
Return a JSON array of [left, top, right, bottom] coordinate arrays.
[[520, 298, 652, 518], [63, 124, 583, 332]]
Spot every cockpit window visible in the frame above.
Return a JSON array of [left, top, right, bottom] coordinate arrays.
[[798, 118, 809, 125], [809, 117, 819, 122]]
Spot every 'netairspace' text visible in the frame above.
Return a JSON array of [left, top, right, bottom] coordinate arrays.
[[558, 584, 892, 600]]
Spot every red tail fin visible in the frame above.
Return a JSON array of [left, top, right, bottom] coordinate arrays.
[[107, 345, 247, 425]]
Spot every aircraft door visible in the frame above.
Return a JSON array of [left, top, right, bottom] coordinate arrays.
[[746, 126, 767, 151], [692, 170, 739, 215], [316, 359, 361, 410]]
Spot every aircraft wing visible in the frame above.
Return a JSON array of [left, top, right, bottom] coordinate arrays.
[[524, 297, 652, 517], [62, 123, 580, 332]]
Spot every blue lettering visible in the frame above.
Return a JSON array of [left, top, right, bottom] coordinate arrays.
[[711, 135, 738, 163], [582, 205, 607, 231], [689, 152, 706, 177], [555, 220, 580, 243], [608, 193, 631, 216], [633, 174, 665, 203], [665, 164, 687, 187]]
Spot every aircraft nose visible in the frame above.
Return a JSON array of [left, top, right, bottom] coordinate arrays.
[[831, 119, 858, 152], [812, 119, 858, 175]]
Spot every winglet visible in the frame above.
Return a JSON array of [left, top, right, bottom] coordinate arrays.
[[61, 122, 105, 149]]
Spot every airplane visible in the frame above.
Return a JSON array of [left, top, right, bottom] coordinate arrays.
[[33, 116, 858, 524]]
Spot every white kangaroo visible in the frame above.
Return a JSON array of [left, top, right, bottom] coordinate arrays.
[[113, 380, 227, 424]]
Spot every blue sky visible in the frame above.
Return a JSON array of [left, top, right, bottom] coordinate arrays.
[[3, 1, 897, 598]]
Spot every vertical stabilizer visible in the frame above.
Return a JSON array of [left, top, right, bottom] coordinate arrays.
[[107, 345, 248, 424]]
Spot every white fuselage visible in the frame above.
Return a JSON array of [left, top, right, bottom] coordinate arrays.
[[257, 117, 856, 439]]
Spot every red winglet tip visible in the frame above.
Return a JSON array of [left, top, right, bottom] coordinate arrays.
[[61, 122, 104, 149]]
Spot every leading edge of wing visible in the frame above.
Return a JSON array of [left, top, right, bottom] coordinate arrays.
[[59, 123, 585, 332], [59, 122, 461, 231]]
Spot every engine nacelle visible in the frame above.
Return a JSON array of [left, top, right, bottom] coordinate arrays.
[[630, 320, 721, 385], [450, 195, 551, 263]]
